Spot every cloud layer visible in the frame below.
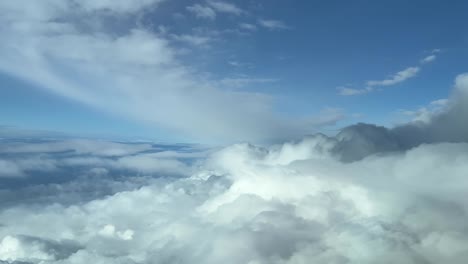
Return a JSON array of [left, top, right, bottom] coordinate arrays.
[[1, 74, 468, 263]]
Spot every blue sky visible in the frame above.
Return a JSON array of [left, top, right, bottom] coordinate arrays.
[[0, 0, 467, 142]]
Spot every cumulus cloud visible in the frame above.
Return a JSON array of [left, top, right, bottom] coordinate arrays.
[[399, 98, 448, 123], [1, 73, 468, 263]]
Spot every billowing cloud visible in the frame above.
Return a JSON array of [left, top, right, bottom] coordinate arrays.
[[1, 74, 468, 263], [399, 98, 448, 123]]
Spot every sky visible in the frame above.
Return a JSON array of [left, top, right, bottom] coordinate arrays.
[[1, 0, 467, 143], [3, 1, 468, 263]]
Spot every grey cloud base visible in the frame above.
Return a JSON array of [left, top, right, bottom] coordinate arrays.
[[1, 74, 468, 263]]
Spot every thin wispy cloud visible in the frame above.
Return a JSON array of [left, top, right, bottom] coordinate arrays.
[[258, 19, 289, 30], [186, 4, 216, 20], [421, 54, 436, 64], [366, 66, 420, 87], [187, 1, 244, 20], [338, 51, 442, 96], [217, 77, 278, 88], [0, 1, 331, 142], [239, 23, 257, 31], [337, 86, 373, 96], [171, 33, 213, 46], [207, 0, 244, 15]]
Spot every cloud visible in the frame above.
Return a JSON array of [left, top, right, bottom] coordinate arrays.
[[0, 1, 326, 142], [339, 51, 442, 96], [78, 0, 164, 13], [367, 67, 420, 87], [333, 73, 468, 161], [239, 23, 257, 31], [1, 74, 468, 263], [421, 54, 436, 64], [207, 1, 244, 15], [0, 126, 66, 139], [0, 160, 24, 178], [171, 33, 213, 46], [187, 1, 243, 19], [337, 86, 373, 96], [186, 4, 216, 20], [398, 98, 448, 123], [0, 139, 153, 156], [420, 49, 441, 64], [258, 19, 289, 30], [0, 235, 81, 262], [217, 77, 278, 88]]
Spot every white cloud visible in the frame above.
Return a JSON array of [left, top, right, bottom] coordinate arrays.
[[0, 235, 56, 261], [1, 75, 468, 262], [0, 160, 24, 178], [186, 4, 216, 20], [217, 77, 278, 88], [0, 140, 153, 156], [367, 67, 420, 87], [2, 136, 468, 263], [430, 98, 449, 106], [399, 98, 450, 123], [258, 19, 289, 30], [337, 86, 373, 96], [187, 1, 243, 20], [340, 50, 444, 96], [0, 1, 327, 142], [98, 224, 134, 241], [239, 23, 257, 31], [171, 33, 213, 46], [207, 1, 244, 15], [421, 54, 436, 64], [78, 0, 163, 13]]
